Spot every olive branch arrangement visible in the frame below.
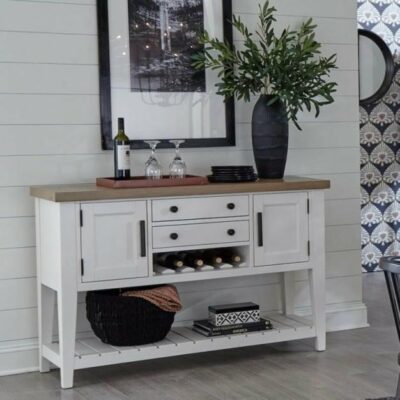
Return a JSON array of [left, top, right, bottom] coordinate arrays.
[[192, 0, 338, 129]]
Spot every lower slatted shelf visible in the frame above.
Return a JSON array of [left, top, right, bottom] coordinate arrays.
[[43, 314, 315, 370]]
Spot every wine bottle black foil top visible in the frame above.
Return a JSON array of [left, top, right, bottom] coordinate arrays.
[[118, 118, 125, 131]]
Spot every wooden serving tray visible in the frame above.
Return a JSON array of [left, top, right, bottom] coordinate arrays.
[[96, 175, 209, 189]]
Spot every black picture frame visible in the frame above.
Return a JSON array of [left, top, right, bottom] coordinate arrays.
[[97, 0, 235, 150], [358, 29, 395, 107]]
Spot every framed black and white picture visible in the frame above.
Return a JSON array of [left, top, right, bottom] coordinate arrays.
[[97, 0, 235, 150]]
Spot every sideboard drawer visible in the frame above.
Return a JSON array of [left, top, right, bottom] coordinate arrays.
[[152, 220, 250, 249], [152, 196, 249, 222]]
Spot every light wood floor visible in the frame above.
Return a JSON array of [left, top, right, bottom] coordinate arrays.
[[0, 273, 398, 400]]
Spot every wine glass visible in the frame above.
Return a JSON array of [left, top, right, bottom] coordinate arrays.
[[169, 140, 186, 178], [144, 141, 162, 179]]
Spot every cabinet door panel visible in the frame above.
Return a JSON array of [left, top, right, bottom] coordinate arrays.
[[254, 193, 309, 266], [81, 201, 148, 282]]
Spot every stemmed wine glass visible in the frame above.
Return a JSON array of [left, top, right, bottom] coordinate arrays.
[[169, 140, 186, 178], [144, 141, 162, 179]]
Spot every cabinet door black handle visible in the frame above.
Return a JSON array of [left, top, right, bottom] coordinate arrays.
[[170, 206, 179, 213], [227, 229, 236, 236], [170, 233, 179, 240], [227, 203, 235, 210], [257, 212, 263, 247], [140, 220, 146, 257]]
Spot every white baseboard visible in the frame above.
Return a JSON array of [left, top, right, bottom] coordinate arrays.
[[326, 301, 369, 332], [0, 341, 39, 377], [0, 301, 369, 377], [296, 301, 369, 332]]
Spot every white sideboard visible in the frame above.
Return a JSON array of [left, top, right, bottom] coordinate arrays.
[[31, 177, 330, 389]]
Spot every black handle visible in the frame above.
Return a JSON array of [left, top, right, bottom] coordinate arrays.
[[227, 203, 235, 210], [227, 229, 236, 236], [257, 212, 263, 247], [140, 220, 146, 257], [170, 206, 179, 213], [170, 233, 179, 240]]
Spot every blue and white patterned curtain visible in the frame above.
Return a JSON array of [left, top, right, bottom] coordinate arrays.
[[358, 0, 400, 272]]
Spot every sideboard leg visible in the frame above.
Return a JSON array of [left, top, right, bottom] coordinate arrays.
[[281, 272, 295, 315], [38, 284, 56, 373], [309, 268, 326, 351], [57, 290, 77, 389]]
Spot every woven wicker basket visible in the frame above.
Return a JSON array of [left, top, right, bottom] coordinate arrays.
[[86, 289, 175, 346]]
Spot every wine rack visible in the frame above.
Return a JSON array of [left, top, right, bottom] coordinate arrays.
[[153, 246, 249, 276]]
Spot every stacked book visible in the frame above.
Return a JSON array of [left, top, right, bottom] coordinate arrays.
[[193, 302, 273, 337]]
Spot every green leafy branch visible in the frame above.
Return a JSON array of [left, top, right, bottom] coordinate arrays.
[[192, 0, 338, 129]]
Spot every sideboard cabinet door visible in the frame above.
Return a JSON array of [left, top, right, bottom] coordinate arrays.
[[254, 193, 309, 266], [81, 201, 148, 282]]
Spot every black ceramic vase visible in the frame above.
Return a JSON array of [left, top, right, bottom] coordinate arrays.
[[251, 95, 289, 179]]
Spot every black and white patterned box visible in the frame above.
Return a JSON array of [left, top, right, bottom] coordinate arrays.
[[208, 302, 260, 326]]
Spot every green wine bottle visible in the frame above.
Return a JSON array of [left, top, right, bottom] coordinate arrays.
[[182, 252, 204, 268], [202, 250, 223, 266], [157, 253, 184, 270], [114, 118, 131, 179], [221, 249, 242, 265]]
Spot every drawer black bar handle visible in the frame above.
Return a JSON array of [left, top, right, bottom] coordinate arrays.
[[257, 212, 263, 247], [227, 203, 235, 210], [140, 220, 146, 257], [170, 233, 179, 240], [227, 229, 236, 236], [170, 206, 179, 213]]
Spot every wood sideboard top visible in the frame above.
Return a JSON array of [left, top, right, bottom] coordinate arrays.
[[30, 176, 330, 203]]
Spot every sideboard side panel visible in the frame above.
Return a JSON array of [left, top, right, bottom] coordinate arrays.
[[36, 199, 63, 291]]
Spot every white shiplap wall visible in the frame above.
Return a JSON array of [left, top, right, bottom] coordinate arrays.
[[0, 0, 366, 375]]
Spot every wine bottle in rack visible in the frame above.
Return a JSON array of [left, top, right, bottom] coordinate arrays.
[[114, 117, 131, 180], [182, 252, 204, 268], [202, 250, 223, 267], [156, 253, 184, 270], [221, 249, 242, 265]]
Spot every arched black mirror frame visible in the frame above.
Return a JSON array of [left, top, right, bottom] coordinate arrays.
[[359, 29, 395, 106]]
